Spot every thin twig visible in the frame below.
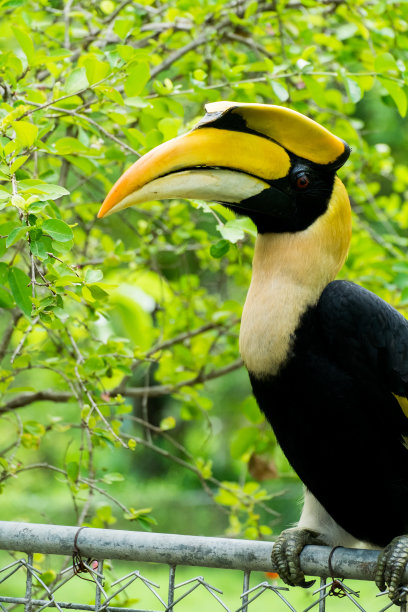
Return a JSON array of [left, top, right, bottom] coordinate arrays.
[[0, 310, 21, 362], [10, 316, 39, 365], [123, 359, 243, 398], [27, 102, 141, 157]]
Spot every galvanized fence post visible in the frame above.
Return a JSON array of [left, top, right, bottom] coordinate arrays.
[[24, 553, 33, 612]]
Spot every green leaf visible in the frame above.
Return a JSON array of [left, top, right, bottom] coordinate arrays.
[[45, 48, 72, 61], [29, 183, 70, 200], [83, 356, 106, 375], [124, 97, 150, 109], [100, 0, 115, 14], [42, 219, 74, 242], [0, 287, 14, 308], [230, 427, 259, 459], [0, 188, 10, 202], [241, 396, 264, 424], [218, 221, 244, 243], [114, 18, 134, 40], [64, 67, 89, 95], [12, 122, 38, 148], [0, 262, 8, 283], [66, 461, 79, 482], [54, 137, 89, 155], [95, 85, 124, 105], [83, 57, 110, 85], [51, 239, 74, 253], [210, 239, 230, 258], [12, 26, 35, 62], [6, 225, 27, 247], [117, 45, 137, 61], [102, 472, 125, 484], [160, 416, 176, 430], [39, 570, 57, 585], [244, 0, 258, 19], [302, 75, 328, 107], [10, 155, 29, 173], [86, 284, 109, 299], [30, 236, 52, 259], [158, 117, 182, 140], [375, 52, 399, 74], [226, 217, 257, 238], [124, 63, 150, 97], [270, 80, 289, 102], [23, 420, 45, 435], [85, 269, 103, 283], [344, 77, 363, 103], [8, 266, 32, 317], [379, 78, 407, 117]]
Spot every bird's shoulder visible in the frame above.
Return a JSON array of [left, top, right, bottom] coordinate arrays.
[[317, 280, 408, 391]]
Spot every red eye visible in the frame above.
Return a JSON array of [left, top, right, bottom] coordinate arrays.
[[296, 174, 310, 189]]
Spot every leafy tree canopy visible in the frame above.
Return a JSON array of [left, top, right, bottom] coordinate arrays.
[[0, 0, 408, 537]]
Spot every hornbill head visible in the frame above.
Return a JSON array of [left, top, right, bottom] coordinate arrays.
[[98, 101, 350, 235]]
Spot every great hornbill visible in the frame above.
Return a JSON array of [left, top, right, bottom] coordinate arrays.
[[98, 101, 408, 603]]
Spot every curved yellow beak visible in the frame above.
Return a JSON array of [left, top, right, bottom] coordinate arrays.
[[97, 127, 290, 218], [98, 102, 349, 220]]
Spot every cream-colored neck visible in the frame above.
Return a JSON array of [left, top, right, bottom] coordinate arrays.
[[239, 177, 352, 378]]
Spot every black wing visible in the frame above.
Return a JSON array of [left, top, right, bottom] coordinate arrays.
[[318, 280, 408, 403]]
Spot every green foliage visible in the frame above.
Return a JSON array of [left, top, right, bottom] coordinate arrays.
[[1, 0, 408, 538]]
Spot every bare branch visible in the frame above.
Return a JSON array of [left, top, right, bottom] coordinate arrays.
[[2, 462, 131, 514], [123, 358, 243, 398], [0, 310, 22, 362], [145, 318, 240, 359], [0, 390, 73, 414], [26, 102, 141, 157], [150, 33, 209, 79], [18, 74, 113, 120], [10, 316, 39, 365], [225, 32, 275, 59]]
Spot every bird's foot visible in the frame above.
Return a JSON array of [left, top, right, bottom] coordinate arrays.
[[375, 534, 408, 604], [271, 527, 322, 588]]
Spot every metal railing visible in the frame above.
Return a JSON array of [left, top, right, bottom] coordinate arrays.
[[0, 521, 407, 612]]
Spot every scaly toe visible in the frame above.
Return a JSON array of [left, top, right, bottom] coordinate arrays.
[[271, 528, 318, 588], [375, 535, 408, 604]]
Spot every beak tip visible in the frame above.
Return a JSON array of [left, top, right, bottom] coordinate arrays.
[[98, 197, 114, 218]]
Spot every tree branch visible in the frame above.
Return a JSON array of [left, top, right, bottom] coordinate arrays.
[[150, 33, 209, 79], [145, 318, 240, 359], [123, 358, 243, 398], [0, 309, 22, 363], [0, 390, 73, 414], [26, 102, 141, 157]]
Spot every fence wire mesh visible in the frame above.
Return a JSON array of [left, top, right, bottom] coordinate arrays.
[[0, 522, 407, 612]]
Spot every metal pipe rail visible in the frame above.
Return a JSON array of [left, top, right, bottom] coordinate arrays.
[[0, 521, 407, 612], [0, 521, 396, 581]]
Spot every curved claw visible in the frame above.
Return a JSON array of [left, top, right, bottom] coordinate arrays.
[[375, 535, 408, 604], [271, 527, 319, 588]]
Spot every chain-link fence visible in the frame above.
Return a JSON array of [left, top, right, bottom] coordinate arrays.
[[0, 521, 407, 612]]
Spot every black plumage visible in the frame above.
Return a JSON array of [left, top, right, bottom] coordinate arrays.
[[250, 279, 408, 548]]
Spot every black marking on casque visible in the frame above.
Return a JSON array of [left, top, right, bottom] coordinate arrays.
[[249, 280, 408, 547], [188, 109, 352, 233], [193, 107, 351, 172], [194, 109, 263, 139]]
